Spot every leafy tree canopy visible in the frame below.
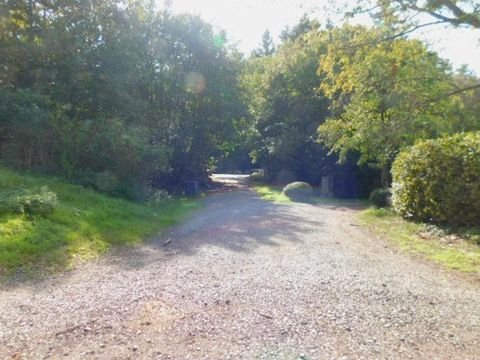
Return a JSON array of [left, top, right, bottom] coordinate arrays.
[[317, 25, 478, 181], [0, 0, 246, 195]]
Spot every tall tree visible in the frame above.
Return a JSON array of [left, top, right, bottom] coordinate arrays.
[[317, 25, 478, 184], [0, 0, 246, 195], [244, 29, 335, 184], [252, 30, 276, 57], [280, 14, 321, 42], [372, 0, 480, 29]]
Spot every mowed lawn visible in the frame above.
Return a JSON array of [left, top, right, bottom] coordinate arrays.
[[0, 167, 200, 278]]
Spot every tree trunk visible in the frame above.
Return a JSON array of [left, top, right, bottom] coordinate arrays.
[[381, 165, 391, 188]]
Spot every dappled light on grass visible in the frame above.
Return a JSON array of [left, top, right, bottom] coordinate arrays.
[[252, 183, 290, 203], [252, 182, 368, 209], [0, 167, 201, 279]]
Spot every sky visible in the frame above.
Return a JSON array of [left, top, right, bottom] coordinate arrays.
[[159, 0, 480, 75]]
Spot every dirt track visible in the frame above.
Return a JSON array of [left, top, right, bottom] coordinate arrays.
[[1, 175, 479, 359]]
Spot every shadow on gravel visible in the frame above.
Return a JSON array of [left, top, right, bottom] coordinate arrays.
[[107, 189, 327, 271], [3, 182, 362, 290], [296, 198, 368, 212], [286, 192, 368, 211], [2, 175, 336, 286]]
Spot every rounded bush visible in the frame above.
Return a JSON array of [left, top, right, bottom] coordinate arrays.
[[392, 132, 480, 226], [369, 188, 390, 208], [283, 181, 313, 200]]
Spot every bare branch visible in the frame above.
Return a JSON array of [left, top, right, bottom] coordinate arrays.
[[436, 0, 480, 28], [428, 83, 480, 103], [393, 0, 480, 29], [339, 20, 448, 50]]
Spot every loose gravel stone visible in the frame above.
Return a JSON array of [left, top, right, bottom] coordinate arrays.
[[0, 175, 479, 359]]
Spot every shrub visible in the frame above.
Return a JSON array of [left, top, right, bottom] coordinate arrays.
[[369, 188, 391, 208], [21, 186, 59, 217], [392, 132, 480, 226], [95, 171, 119, 194], [0, 186, 58, 217], [283, 181, 313, 201]]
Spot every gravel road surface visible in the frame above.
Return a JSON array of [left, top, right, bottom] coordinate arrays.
[[1, 175, 479, 359]]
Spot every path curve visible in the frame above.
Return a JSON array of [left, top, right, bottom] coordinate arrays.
[[1, 175, 479, 359]]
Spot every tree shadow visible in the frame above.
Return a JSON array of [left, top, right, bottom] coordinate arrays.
[[106, 189, 327, 271], [2, 177, 357, 287], [288, 195, 368, 211]]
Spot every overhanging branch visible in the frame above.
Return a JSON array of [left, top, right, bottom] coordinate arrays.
[[339, 20, 448, 49], [428, 83, 480, 103]]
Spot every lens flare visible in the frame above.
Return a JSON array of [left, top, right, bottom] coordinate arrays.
[[213, 34, 225, 48], [185, 72, 206, 95]]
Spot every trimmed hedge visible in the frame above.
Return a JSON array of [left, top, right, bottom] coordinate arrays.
[[392, 132, 480, 226], [283, 181, 313, 201]]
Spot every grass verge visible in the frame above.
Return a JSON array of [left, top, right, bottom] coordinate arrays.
[[0, 166, 201, 279], [358, 208, 480, 275], [252, 181, 368, 206], [252, 183, 291, 203]]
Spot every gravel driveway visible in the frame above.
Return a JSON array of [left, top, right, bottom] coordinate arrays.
[[1, 175, 479, 359]]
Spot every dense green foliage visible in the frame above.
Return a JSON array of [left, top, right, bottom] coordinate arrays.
[[0, 166, 200, 276], [369, 188, 390, 208], [242, 21, 479, 199], [242, 29, 331, 185], [317, 26, 479, 181], [1, 2, 479, 217], [282, 181, 313, 201], [242, 25, 379, 197], [392, 133, 480, 226], [0, 0, 245, 195]]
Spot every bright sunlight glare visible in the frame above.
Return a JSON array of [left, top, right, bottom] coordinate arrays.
[[160, 0, 480, 74]]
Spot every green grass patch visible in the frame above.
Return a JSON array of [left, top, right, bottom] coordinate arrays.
[[358, 208, 480, 275], [0, 166, 201, 279], [252, 183, 291, 203], [251, 181, 368, 207]]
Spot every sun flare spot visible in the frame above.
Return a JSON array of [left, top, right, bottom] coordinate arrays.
[[185, 72, 206, 94]]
